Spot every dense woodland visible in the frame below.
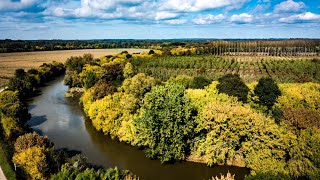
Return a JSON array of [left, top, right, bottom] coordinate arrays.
[[65, 50, 319, 179], [1, 39, 320, 56], [0, 43, 319, 179]]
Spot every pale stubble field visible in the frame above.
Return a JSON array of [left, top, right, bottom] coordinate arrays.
[[0, 48, 148, 87]]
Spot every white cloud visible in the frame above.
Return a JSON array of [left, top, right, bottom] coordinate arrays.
[[230, 13, 253, 23], [192, 14, 225, 24], [164, 19, 187, 25], [279, 12, 320, 23], [155, 11, 180, 20], [160, 0, 248, 12], [274, 0, 305, 13], [0, 0, 39, 10], [41, 0, 251, 24]]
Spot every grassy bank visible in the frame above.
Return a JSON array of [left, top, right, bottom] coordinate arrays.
[[0, 140, 16, 180]]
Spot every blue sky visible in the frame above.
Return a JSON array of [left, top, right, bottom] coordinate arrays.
[[0, 0, 319, 39]]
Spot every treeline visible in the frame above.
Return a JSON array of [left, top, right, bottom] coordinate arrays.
[[65, 53, 320, 179], [1, 39, 319, 56]]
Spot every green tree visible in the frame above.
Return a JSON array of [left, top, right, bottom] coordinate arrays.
[[83, 71, 97, 89], [216, 74, 249, 103], [122, 73, 157, 99], [191, 76, 211, 89], [123, 62, 134, 79], [136, 83, 197, 163], [254, 77, 281, 109], [91, 80, 117, 100]]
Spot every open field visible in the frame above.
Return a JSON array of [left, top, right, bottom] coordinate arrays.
[[0, 48, 148, 87]]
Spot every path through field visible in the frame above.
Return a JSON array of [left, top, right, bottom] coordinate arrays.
[[0, 166, 6, 180]]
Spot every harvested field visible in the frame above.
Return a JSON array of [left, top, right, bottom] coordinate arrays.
[[0, 48, 148, 87]]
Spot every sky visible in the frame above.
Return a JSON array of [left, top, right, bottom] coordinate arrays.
[[0, 0, 319, 39]]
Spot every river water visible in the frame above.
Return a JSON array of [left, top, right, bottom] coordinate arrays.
[[27, 76, 249, 180]]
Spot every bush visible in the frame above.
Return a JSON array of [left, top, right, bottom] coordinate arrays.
[[191, 76, 211, 89], [136, 83, 197, 163], [254, 77, 281, 109], [217, 74, 249, 103]]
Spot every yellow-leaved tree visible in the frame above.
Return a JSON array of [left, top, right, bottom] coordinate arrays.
[[13, 146, 47, 180]]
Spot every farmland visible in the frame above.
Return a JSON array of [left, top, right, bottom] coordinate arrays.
[[1, 40, 320, 180], [0, 48, 148, 87], [132, 55, 320, 83]]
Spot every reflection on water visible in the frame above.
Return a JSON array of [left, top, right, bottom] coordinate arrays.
[[28, 76, 249, 180]]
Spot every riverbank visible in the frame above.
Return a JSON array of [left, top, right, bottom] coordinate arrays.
[[0, 141, 15, 180]]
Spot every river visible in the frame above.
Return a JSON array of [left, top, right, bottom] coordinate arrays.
[[27, 76, 249, 180]]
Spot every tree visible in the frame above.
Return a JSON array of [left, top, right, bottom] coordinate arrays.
[[0, 91, 30, 125], [148, 50, 155, 55], [14, 69, 26, 79], [91, 80, 117, 100], [191, 76, 211, 89], [0, 116, 22, 139], [254, 77, 281, 108], [123, 62, 134, 79], [13, 133, 56, 179], [136, 83, 197, 163], [83, 71, 97, 89], [14, 132, 53, 153], [13, 146, 48, 180], [122, 73, 157, 99], [216, 74, 249, 103]]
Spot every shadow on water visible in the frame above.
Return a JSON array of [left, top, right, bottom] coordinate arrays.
[[32, 127, 44, 136], [27, 115, 47, 126], [57, 148, 82, 157], [28, 104, 37, 111]]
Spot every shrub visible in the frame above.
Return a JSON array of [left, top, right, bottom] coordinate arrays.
[[217, 74, 249, 103], [191, 76, 211, 89]]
